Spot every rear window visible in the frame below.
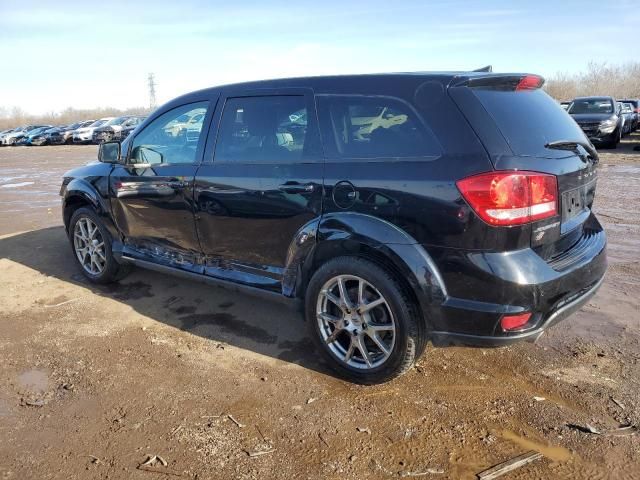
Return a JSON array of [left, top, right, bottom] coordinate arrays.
[[318, 95, 441, 159], [472, 89, 586, 157]]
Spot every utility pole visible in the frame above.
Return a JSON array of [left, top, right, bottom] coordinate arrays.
[[148, 73, 157, 110]]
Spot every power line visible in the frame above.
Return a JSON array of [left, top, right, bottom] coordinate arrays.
[[148, 73, 157, 110]]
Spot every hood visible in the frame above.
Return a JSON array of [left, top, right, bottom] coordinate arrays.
[[62, 160, 111, 180], [570, 113, 616, 123]]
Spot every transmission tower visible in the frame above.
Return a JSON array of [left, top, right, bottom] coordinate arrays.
[[148, 73, 157, 110]]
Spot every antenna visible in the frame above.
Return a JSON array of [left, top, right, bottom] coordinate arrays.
[[473, 65, 493, 72], [148, 73, 157, 110]]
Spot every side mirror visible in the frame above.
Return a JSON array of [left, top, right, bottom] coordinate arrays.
[[98, 141, 121, 163]]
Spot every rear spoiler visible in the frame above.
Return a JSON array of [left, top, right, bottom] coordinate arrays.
[[451, 74, 545, 91]]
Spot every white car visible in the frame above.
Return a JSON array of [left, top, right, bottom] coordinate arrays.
[[73, 118, 115, 144]]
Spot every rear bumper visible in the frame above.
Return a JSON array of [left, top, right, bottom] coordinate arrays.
[[431, 274, 603, 346], [425, 213, 607, 345]]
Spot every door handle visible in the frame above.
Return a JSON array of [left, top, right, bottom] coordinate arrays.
[[278, 183, 315, 194]]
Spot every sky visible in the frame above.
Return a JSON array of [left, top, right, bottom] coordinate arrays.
[[0, 0, 638, 115]]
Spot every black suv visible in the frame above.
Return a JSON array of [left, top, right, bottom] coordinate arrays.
[[567, 96, 623, 148], [60, 72, 607, 384]]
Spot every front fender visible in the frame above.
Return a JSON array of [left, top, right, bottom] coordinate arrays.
[[285, 212, 447, 328], [62, 177, 119, 240]]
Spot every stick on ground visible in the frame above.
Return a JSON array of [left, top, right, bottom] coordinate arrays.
[[477, 451, 543, 479]]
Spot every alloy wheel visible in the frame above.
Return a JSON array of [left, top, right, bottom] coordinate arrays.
[[316, 275, 396, 370], [73, 217, 106, 275]]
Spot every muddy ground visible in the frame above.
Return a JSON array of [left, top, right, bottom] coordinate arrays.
[[0, 136, 639, 480]]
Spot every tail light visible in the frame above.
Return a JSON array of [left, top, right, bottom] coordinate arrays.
[[501, 312, 532, 331], [515, 75, 544, 91], [456, 171, 558, 226]]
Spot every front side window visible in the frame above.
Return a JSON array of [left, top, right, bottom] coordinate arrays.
[[214, 96, 307, 163], [319, 95, 440, 159], [130, 102, 209, 165]]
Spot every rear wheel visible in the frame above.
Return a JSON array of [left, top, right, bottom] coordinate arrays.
[[306, 257, 425, 384], [68, 207, 131, 284]]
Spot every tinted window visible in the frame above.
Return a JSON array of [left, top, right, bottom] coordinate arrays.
[[130, 102, 208, 165], [215, 96, 307, 163], [473, 89, 587, 157], [319, 95, 440, 159]]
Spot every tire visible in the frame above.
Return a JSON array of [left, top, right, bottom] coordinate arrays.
[[604, 129, 620, 149], [305, 256, 425, 384], [68, 207, 131, 284]]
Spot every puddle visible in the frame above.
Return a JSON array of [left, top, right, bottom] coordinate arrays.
[[17, 369, 49, 394], [499, 429, 572, 462], [0, 182, 35, 189]]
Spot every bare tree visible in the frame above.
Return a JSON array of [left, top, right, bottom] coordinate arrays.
[[545, 61, 640, 101], [0, 106, 150, 130]]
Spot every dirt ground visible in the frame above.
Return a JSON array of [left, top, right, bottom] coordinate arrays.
[[0, 136, 639, 480]]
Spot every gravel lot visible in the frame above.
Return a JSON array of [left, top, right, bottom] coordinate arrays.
[[0, 136, 639, 479]]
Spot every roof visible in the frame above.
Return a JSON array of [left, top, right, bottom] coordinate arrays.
[[165, 70, 539, 108]]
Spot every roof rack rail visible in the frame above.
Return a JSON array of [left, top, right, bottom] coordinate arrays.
[[472, 65, 493, 72]]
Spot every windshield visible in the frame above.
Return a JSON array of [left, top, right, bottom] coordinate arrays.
[[107, 116, 129, 126], [89, 119, 109, 128], [469, 88, 587, 157], [568, 99, 613, 114]]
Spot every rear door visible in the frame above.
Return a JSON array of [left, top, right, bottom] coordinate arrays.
[[449, 77, 598, 253], [193, 88, 324, 289], [110, 100, 215, 270]]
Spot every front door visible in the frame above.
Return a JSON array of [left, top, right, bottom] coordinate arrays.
[[194, 90, 324, 290], [110, 100, 214, 271]]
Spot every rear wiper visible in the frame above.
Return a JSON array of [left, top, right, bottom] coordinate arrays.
[[544, 140, 598, 162]]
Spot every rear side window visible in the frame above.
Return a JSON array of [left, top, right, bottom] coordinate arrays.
[[318, 95, 441, 159], [471, 89, 586, 157], [214, 96, 308, 164]]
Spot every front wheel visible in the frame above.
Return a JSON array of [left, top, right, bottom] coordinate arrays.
[[68, 207, 131, 284], [306, 257, 425, 384]]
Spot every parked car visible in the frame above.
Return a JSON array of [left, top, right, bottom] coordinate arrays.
[[567, 96, 622, 148], [619, 103, 635, 135], [60, 121, 94, 144], [163, 110, 206, 138], [30, 125, 75, 146], [1, 125, 51, 146], [560, 101, 571, 110], [119, 122, 142, 141], [92, 115, 146, 144], [618, 99, 639, 132], [0, 128, 19, 145], [16, 126, 53, 146], [60, 71, 606, 383], [73, 118, 114, 144], [621, 102, 638, 132]]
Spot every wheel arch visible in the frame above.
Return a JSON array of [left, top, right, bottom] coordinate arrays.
[[63, 179, 118, 239], [285, 212, 447, 331]]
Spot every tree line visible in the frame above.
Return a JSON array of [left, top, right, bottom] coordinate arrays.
[[0, 106, 150, 131], [544, 61, 640, 101], [1, 62, 639, 130]]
